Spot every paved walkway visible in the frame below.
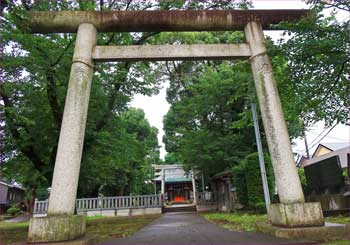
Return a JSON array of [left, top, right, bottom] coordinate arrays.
[[101, 212, 314, 245], [4, 214, 30, 223]]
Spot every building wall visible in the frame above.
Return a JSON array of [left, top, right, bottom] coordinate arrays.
[[7, 188, 25, 204], [314, 146, 332, 157], [0, 184, 9, 205]]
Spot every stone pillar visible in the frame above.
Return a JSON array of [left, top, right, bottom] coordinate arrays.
[[244, 21, 323, 227], [161, 168, 165, 195], [192, 170, 197, 205], [28, 23, 96, 243], [48, 23, 97, 214]]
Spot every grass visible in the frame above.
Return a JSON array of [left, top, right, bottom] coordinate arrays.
[[0, 214, 160, 244], [322, 215, 350, 245], [200, 212, 267, 232], [201, 212, 350, 244], [324, 215, 350, 225], [323, 240, 350, 245], [0, 221, 29, 229], [201, 212, 350, 233], [86, 214, 160, 243]]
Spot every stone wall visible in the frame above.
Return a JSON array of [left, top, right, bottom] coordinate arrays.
[[307, 194, 350, 211]]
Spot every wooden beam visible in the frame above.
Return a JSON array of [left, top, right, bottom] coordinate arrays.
[[92, 44, 251, 62], [26, 9, 310, 33]]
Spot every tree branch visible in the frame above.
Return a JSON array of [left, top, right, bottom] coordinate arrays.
[[51, 38, 74, 67], [20, 0, 30, 10], [46, 69, 62, 128], [322, 58, 349, 100]]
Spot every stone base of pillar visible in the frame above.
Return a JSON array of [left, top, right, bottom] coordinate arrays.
[[256, 222, 350, 242], [28, 215, 86, 243], [268, 202, 324, 227]]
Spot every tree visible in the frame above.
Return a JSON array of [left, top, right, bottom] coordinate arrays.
[[163, 153, 181, 165], [163, 61, 259, 176], [163, 1, 349, 179], [78, 108, 159, 197], [273, 1, 350, 127], [0, 1, 161, 206]]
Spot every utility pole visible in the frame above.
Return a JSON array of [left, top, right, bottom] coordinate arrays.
[[303, 128, 310, 159], [248, 79, 271, 209]]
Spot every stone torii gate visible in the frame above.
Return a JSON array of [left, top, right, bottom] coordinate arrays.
[[26, 10, 324, 242]]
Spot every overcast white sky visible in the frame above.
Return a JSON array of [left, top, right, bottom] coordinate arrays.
[[131, 0, 350, 159]]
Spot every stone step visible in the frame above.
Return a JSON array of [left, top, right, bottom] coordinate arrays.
[[162, 205, 197, 213]]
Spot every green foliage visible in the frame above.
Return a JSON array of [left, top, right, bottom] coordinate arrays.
[[232, 163, 248, 207], [1, 1, 161, 198], [163, 153, 181, 165], [274, 3, 350, 127], [324, 215, 350, 225], [6, 204, 21, 216], [298, 168, 307, 192], [233, 153, 274, 211], [163, 60, 258, 176]]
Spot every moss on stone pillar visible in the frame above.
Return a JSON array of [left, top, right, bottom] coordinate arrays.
[[28, 215, 86, 243]]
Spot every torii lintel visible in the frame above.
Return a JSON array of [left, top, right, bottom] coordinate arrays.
[[27, 9, 310, 33]]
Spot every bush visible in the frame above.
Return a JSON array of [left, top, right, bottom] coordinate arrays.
[[233, 152, 274, 211], [6, 204, 21, 216], [298, 168, 307, 192], [233, 164, 248, 206]]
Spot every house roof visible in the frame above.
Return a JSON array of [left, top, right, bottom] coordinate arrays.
[[212, 169, 233, 179], [321, 143, 349, 151], [312, 142, 350, 158], [0, 181, 25, 190], [152, 164, 193, 183]]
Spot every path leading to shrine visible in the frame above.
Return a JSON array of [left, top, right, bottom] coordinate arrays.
[[100, 212, 314, 245]]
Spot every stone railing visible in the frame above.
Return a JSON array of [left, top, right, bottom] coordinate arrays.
[[33, 194, 162, 214], [33, 199, 49, 214], [76, 194, 162, 211]]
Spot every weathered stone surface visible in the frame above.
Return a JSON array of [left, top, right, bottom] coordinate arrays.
[[257, 222, 350, 242], [144, 207, 162, 215], [131, 208, 146, 216], [245, 21, 305, 204], [101, 210, 116, 216], [48, 23, 97, 215], [93, 44, 251, 62], [28, 215, 86, 243], [86, 210, 102, 216], [116, 209, 130, 217], [26, 10, 310, 33], [268, 202, 324, 227]]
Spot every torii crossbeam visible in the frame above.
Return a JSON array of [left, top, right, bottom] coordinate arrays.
[[26, 9, 325, 243]]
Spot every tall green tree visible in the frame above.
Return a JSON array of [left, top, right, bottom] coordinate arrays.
[[0, 0, 162, 204], [163, 61, 258, 176], [273, 1, 350, 127]]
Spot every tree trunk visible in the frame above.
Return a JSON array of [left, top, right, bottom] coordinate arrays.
[[28, 187, 36, 214]]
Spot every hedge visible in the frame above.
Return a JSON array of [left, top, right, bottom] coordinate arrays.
[[233, 152, 274, 211]]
